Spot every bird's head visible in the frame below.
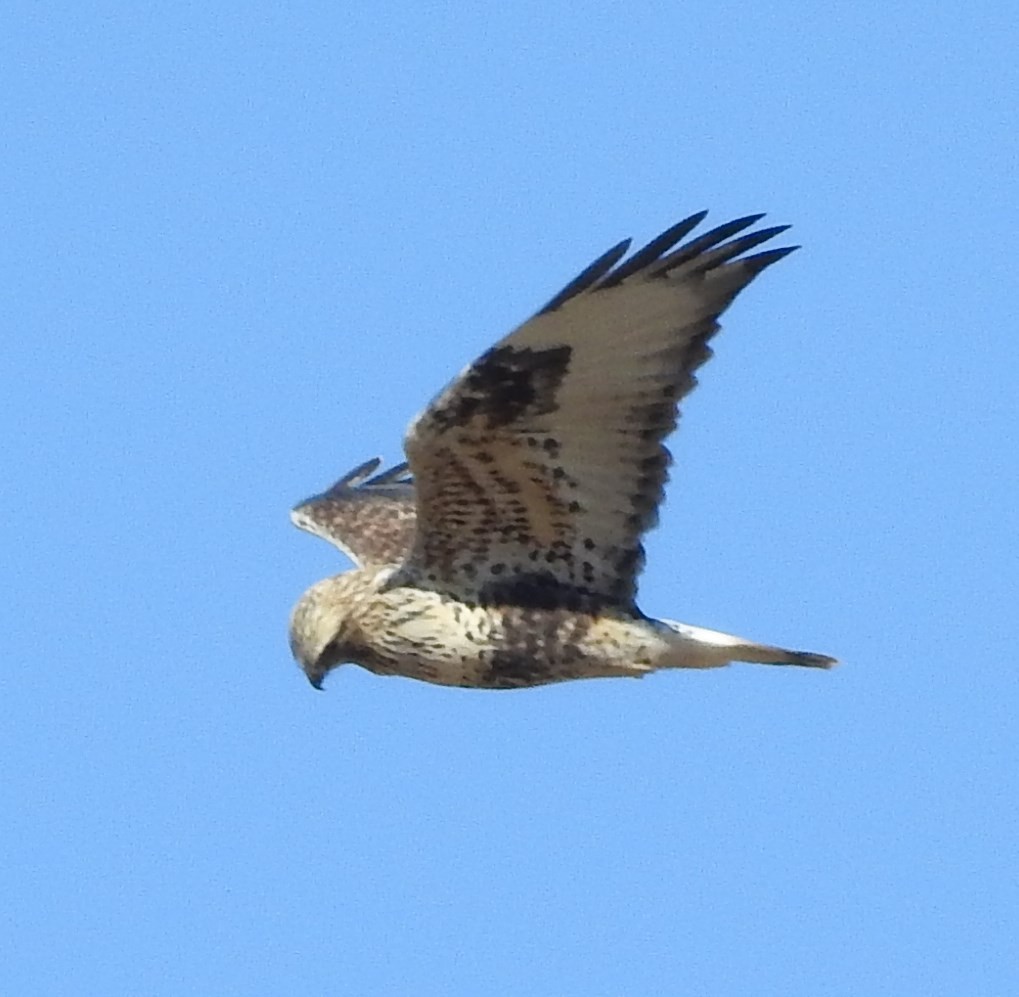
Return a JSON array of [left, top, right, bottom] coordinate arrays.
[[288, 574, 362, 689]]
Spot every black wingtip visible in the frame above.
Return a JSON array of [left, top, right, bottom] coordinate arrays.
[[752, 223, 792, 240], [743, 244, 800, 273], [597, 210, 711, 290], [646, 213, 772, 278], [680, 225, 796, 276], [538, 210, 796, 312], [538, 237, 633, 314]]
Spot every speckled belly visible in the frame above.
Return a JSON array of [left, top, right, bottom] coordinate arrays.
[[366, 589, 666, 689]]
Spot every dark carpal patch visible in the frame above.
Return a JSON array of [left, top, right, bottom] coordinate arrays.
[[435, 345, 572, 430]]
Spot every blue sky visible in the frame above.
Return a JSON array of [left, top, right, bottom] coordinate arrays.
[[4, 1, 1018, 994]]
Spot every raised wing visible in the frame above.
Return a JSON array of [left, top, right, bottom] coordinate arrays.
[[290, 458, 416, 568], [402, 211, 796, 611]]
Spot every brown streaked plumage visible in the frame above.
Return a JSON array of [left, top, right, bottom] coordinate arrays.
[[290, 459, 415, 568], [289, 211, 837, 690]]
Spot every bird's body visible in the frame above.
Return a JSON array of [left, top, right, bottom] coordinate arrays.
[[289, 211, 837, 690], [292, 569, 833, 690]]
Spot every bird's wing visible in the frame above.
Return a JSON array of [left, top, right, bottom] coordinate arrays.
[[402, 212, 796, 610], [290, 458, 416, 567]]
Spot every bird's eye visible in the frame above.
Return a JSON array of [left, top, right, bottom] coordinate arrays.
[[319, 639, 347, 668]]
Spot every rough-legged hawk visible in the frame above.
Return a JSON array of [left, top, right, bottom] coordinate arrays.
[[289, 211, 836, 690]]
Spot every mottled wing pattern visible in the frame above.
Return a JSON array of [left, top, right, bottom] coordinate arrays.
[[290, 458, 416, 567], [402, 212, 796, 610]]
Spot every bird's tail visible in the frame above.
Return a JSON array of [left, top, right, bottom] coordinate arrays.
[[654, 619, 837, 670]]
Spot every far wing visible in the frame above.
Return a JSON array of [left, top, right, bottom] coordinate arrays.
[[402, 212, 796, 610], [290, 458, 416, 568]]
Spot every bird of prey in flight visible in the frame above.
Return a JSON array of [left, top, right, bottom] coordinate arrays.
[[289, 211, 836, 690]]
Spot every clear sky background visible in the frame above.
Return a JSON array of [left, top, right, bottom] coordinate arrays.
[[4, 2, 1018, 994]]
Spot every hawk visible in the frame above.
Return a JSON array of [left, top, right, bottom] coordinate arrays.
[[289, 211, 836, 690]]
